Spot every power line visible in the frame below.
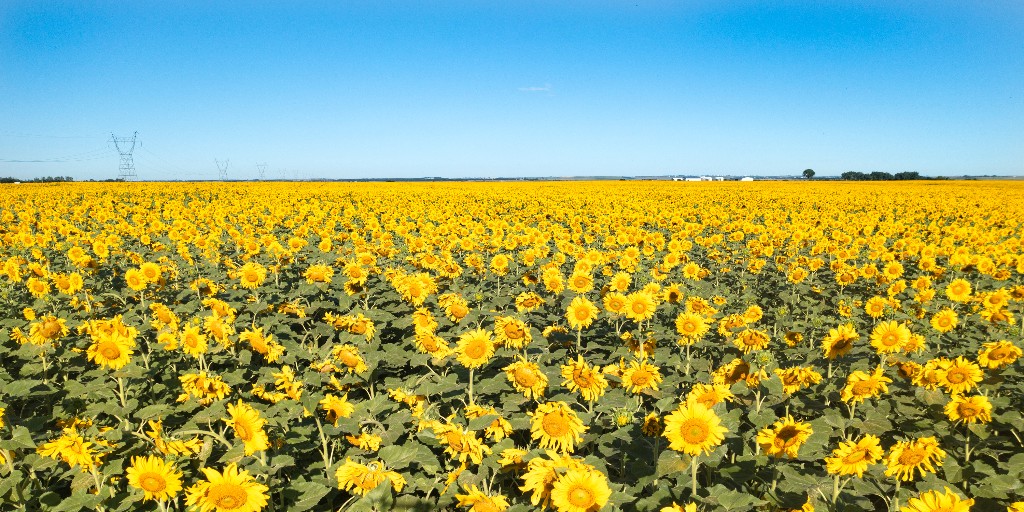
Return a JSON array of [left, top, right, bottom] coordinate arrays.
[[111, 132, 138, 181], [215, 158, 230, 180]]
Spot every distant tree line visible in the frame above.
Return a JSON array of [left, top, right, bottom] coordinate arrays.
[[0, 176, 75, 183], [839, 171, 947, 181]]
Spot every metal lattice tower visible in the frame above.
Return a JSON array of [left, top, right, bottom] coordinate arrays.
[[110, 132, 138, 181], [215, 159, 230, 180], [256, 162, 267, 180]]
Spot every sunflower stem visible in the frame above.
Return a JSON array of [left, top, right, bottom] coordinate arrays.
[[964, 428, 971, 463], [891, 479, 901, 512], [468, 368, 475, 405], [832, 474, 841, 504], [690, 455, 699, 496]]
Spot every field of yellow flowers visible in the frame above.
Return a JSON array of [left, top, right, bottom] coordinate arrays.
[[1, 180, 1022, 512]]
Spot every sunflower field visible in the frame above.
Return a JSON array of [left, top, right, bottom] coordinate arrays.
[[0, 180, 1023, 512]]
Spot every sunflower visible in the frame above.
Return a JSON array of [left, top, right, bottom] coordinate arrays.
[[126, 455, 183, 502], [236, 262, 267, 290], [774, 366, 822, 394], [675, 312, 709, 344], [125, 268, 148, 291], [549, 468, 612, 512], [302, 263, 333, 284], [620, 360, 663, 394], [864, 296, 888, 318], [900, 487, 973, 512], [821, 323, 859, 359], [602, 292, 628, 315], [870, 321, 911, 354], [520, 452, 593, 508], [139, 262, 162, 283], [734, 329, 771, 353], [516, 291, 545, 312], [560, 356, 608, 402], [609, 271, 632, 292], [86, 334, 134, 370], [465, 404, 514, 442], [529, 402, 586, 453], [660, 504, 698, 512], [624, 292, 657, 322], [977, 340, 1021, 369], [239, 327, 285, 362], [28, 315, 69, 345], [566, 296, 599, 330], [757, 415, 813, 459], [662, 399, 728, 456], [824, 435, 883, 478], [687, 383, 735, 408], [944, 394, 992, 424], [185, 463, 270, 512], [335, 459, 406, 495], [567, 272, 594, 294], [434, 423, 492, 464], [841, 367, 892, 403], [414, 331, 451, 358], [937, 356, 983, 395], [494, 316, 532, 349], [930, 309, 958, 333], [225, 400, 270, 455], [884, 436, 946, 481], [319, 394, 355, 426], [503, 358, 548, 400], [641, 412, 663, 437], [945, 278, 972, 302], [180, 324, 209, 357], [333, 344, 369, 373], [456, 328, 496, 369], [455, 484, 510, 512], [36, 427, 97, 469]]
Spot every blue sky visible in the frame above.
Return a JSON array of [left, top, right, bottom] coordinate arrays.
[[1, 1, 1022, 180]]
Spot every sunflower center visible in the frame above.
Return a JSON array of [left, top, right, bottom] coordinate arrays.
[[898, 449, 925, 466], [631, 370, 652, 386], [349, 323, 366, 335], [631, 302, 647, 314], [775, 426, 800, 447], [140, 472, 167, 492], [514, 367, 538, 387], [989, 348, 1008, 361], [958, 404, 980, 417], [465, 340, 487, 359], [946, 369, 967, 384], [843, 449, 867, 464], [851, 381, 874, 396], [573, 368, 594, 388], [568, 486, 595, 508], [574, 309, 591, 321], [451, 304, 468, 319], [475, 500, 501, 512], [504, 324, 524, 339], [234, 421, 254, 441], [542, 412, 570, 437], [338, 351, 361, 368], [682, 321, 697, 334], [99, 341, 121, 360], [881, 333, 899, 346], [680, 418, 710, 443], [41, 320, 61, 338], [208, 482, 248, 510]]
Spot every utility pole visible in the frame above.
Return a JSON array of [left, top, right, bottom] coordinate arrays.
[[215, 159, 230, 181], [111, 132, 138, 181]]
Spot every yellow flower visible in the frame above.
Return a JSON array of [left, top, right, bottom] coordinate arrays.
[[37, 427, 96, 469], [624, 291, 657, 323], [675, 312, 709, 344], [455, 484, 510, 511], [930, 308, 958, 333], [945, 278, 972, 302], [662, 399, 728, 456], [529, 402, 586, 453], [126, 455, 183, 502], [824, 435, 883, 478], [320, 394, 355, 426], [561, 356, 608, 402], [944, 394, 992, 425], [687, 383, 735, 408], [335, 459, 406, 495], [185, 463, 269, 512], [225, 400, 270, 455], [346, 431, 383, 451], [549, 468, 612, 512], [302, 263, 333, 284], [494, 316, 532, 349], [870, 321, 910, 354], [236, 262, 267, 289], [884, 436, 946, 481], [86, 333, 135, 370], [456, 328, 496, 369], [503, 358, 548, 400], [757, 415, 813, 459], [937, 356, 983, 395], [239, 327, 285, 362], [977, 340, 1021, 369], [841, 367, 892, 403], [734, 328, 771, 353], [125, 268, 148, 291], [821, 323, 858, 359], [180, 323, 209, 357], [566, 296, 599, 330], [900, 487, 973, 512], [332, 344, 369, 373], [620, 360, 663, 394]]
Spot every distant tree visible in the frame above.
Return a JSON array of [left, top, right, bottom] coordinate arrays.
[[802, 169, 815, 179], [894, 171, 920, 180]]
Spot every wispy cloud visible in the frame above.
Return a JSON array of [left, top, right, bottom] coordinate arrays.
[[518, 83, 552, 93]]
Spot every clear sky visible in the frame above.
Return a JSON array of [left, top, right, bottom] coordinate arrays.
[[1, 1, 1022, 180]]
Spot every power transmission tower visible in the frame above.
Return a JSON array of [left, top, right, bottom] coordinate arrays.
[[110, 132, 138, 181], [215, 159, 230, 180], [256, 162, 267, 180]]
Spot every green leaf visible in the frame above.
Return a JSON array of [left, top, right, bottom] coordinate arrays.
[[288, 481, 333, 511]]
